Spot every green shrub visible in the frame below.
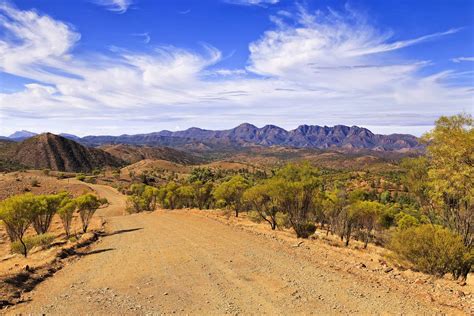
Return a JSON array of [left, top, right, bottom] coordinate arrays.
[[11, 234, 55, 255], [127, 184, 158, 213], [0, 193, 40, 257], [395, 213, 419, 230], [30, 179, 40, 187], [247, 211, 263, 223], [75, 174, 86, 181], [275, 212, 291, 229], [75, 193, 105, 233], [293, 222, 316, 238], [389, 225, 471, 279]]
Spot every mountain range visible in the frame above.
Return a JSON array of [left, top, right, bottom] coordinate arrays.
[[3, 124, 422, 152]]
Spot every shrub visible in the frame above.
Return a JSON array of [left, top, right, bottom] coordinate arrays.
[[247, 211, 263, 223], [0, 193, 40, 257], [32, 193, 68, 235], [293, 222, 316, 238], [345, 200, 383, 248], [395, 213, 419, 230], [30, 179, 40, 187], [243, 181, 279, 230], [76, 174, 86, 181], [75, 193, 105, 233], [58, 198, 77, 237], [11, 234, 55, 255], [213, 175, 250, 217], [271, 164, 321, 238], [275, 212, 291, 229], [389, 225, 471, 279], [126, 184, 158, 213]]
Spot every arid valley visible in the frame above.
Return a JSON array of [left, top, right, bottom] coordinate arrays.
[[1, 0, 473, 314]]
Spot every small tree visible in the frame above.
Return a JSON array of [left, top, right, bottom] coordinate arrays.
[[192, 181, 214, 209], [58, 198, 77, 237], [213, 175, 250, 217], [422, 114, 473, 248], [33, 192, 68, 234], [321, 189, 348, 237], [75, 194, 104, 233], [243, 181, 278, 230], [272, 164, 321, 238], [176, 185, 195, 208], [345, 201, 383, 248], [0, 193, 40, 257]]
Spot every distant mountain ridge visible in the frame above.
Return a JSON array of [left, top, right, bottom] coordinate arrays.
[[8, 130, 38, 141], [4, 124, 422, 152]]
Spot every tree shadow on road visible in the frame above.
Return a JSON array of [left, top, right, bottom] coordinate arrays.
[[77, 248, 115, 256], [100, 228, 143, 237]]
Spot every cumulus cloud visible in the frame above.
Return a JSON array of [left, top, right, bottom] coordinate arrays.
[[0, 3, 472, 136], [92, 0, 133, 13]]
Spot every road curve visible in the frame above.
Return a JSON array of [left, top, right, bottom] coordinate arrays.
[[8, 207, 458, 315]]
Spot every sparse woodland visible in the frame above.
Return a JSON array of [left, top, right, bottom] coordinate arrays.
[[0, 114, 472, 282], [123, 114, 473, 280]]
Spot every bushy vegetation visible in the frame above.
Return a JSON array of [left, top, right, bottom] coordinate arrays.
[[0, 192, 104, 256], [126, 184, 159, 213], [75, 193, 107, 233], [390, 225, 472, 278], [0, 114, 469, 280], [119, 114, 472, 279], [11, 233, 55, 255]]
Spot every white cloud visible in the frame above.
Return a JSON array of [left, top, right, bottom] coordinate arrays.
[[92, 0, 133, 13], [0, 3, 472, 136], [0, 3, 80, 76], [132, 32, 150, 44], [452, 56, 474, 63], [224, 0, 279, 6]]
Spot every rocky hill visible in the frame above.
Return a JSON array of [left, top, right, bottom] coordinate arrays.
[[100, 144, 204, 164], [0, 133, 124, 172]]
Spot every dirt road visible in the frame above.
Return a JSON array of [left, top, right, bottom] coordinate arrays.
[[7, 184, 465, 315]]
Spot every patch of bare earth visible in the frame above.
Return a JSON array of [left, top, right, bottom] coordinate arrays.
[[0, 170, 92, 200], [5, 207, 471, 315]]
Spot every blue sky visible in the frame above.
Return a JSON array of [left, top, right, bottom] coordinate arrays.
[[0, 0, 473, 136]]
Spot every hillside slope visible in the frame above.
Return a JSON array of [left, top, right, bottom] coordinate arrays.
[[100, 144, 204, 164], [0, 133, 124, 172]]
